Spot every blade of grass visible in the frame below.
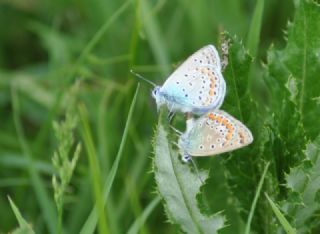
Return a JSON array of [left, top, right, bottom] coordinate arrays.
[[68, 85, 126, 233], [11, 87, 57, 234], [34, 0, 134, 154], [140, 0, 170, 76], [80, 84, 140, 234], [126, 196, 161, 234], [244, 162, 270, 234], [8, 196, 31, 228], [265, 193, 296, 234], [88, 54, 131, 66], [123, 171, 148, 234], [0, 154, 54, 175], [246, 0, 264, 57], [79, 104, 109, 234], [128, 0, 141, 70], [115, 137, 150, 219], [97, 85, 115, 172], [76, 0, 133, 65], [67, 177, 92, 233], [0, 178, 29, 187]]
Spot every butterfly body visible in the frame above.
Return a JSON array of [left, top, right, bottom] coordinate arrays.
[[178, 110, 253, 162], [152, 45, 226, 115]]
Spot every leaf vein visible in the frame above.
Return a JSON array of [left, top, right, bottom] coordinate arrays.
[[168, 143, 204, 234], [229, 50, 244, 121], [299, 3, 307, 118]]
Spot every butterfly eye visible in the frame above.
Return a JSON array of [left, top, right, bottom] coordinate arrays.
[[182, 155, 191, 163]]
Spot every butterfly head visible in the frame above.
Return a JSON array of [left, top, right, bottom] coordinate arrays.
[[182, 154, 191, 163], [152, 86, 165, 109], [178, 137, 191, 163]]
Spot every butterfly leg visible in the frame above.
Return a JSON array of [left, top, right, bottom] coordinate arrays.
[[185, 112, 195, 133], [186, 118, 195, 133], [167, 103, 175, 123], [170, 126, 183, 135], [182, 154, 204, 184], [189, 158, 204, 184], [168, 111, 175, 123]]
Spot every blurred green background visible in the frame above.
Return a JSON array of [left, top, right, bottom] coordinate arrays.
[[0, 0, 294, 233]]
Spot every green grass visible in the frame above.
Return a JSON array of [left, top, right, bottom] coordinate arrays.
[[1, 0, 320, 233]]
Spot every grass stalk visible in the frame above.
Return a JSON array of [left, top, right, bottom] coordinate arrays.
[[80, 84, 140, 234], [79, 104, 109, 234], [11, 87, 57, 234], [245, 162, 270, 234]]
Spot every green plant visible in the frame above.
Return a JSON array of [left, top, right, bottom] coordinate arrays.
[[52, 85, 81, 234], [8, 197, 35, 234], [153, 1, 320, 233], [2, 0, 320, 233]]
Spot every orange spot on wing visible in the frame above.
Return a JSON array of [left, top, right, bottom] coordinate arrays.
[[239, 132, 245, 143], [209, 77, 215, 96], [208, 113, 215, 120], [224, 122, 234, 141]]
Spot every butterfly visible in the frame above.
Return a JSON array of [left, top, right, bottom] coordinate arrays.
[[177, 110, 253, 162], [151, 45, 226, 115]]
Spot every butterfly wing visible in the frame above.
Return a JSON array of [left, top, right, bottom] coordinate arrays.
[[183, 110, 253, 156], [160, 45, 225, 113]]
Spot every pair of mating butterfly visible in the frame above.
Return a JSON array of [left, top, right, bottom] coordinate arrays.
[[134, 44, 253, 163]]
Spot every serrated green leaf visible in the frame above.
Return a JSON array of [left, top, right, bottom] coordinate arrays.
[[283, 0, 320, 139], [283, 135, 320, 233], [220, 34, 278, 233], [265, 0, 320, 140], [153, 111, 225, 234], [262, 3, 320, 232]]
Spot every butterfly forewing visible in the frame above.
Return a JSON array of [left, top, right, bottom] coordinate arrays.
[[160, 45, 226, 113]]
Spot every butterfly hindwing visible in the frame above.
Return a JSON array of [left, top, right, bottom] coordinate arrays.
[[180, 110, 253, 157]]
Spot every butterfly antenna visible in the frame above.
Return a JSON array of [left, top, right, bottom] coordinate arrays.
[[130, 70, 156, 87], [190, 158, 204, 185]]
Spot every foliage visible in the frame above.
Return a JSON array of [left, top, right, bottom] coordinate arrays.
[[52, 85, 81, 234], [1, 0, 320, 233], [283, 135, 320, 233], [153, 1, 320, 233], [8, 197, 35, 234], [153, 110, 225, 234]]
